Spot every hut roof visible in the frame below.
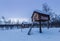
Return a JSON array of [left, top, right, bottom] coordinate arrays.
[[34, 10, 50, 15]]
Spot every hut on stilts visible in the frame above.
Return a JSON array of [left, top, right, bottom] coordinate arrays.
[[28, 10, 50, 35]]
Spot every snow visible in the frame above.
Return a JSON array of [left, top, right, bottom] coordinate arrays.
[[9, 18, 30, 23], [34, 9, 50, 15], [0, 27, 60, 41], [0, 18, 31, 24]]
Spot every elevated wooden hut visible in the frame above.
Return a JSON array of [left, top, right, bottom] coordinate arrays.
[[28, 10, 50, 35]]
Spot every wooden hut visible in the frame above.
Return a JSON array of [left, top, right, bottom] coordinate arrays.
[[31, 11, 50, 22], [28, 10, 50, 35]]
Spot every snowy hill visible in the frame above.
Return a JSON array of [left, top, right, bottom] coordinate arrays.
[[0, 18, 31, 24], [0, 28, 60, 41]]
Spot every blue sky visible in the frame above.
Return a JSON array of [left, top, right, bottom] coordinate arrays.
[[0, 0, 60, 18]]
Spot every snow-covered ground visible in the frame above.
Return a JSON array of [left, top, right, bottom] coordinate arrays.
[[0, 27, 60, 41]]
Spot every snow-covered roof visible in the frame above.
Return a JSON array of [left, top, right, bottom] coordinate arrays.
[[34, 10, 49, 15]]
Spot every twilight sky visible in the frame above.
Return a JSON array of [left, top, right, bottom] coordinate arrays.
[[0, 0, 60, 18]]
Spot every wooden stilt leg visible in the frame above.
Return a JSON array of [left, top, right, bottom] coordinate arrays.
[[28, 26, 33, 35], [48, 20, 49, 29], [39, 21, 42, 33]]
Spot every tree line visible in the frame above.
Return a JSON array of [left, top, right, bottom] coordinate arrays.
[[42, 3, 60, 27]]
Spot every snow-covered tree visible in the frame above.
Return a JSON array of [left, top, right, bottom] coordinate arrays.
[[42, 3, 60, 27], [42, 3, 56, 23]]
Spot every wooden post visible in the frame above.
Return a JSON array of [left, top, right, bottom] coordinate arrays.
[[48, 20, 49, 29], [39, 21, 42, 33], [28, 26, 33, 35]]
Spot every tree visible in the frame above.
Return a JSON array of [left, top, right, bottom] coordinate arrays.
[[42, 3, 56, 27], [42, 3, 60, 27], [2, 16, 5, 21], [42, 3, 51, 13]]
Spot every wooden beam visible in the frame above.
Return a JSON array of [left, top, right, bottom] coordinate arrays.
[[39, 21, 42, 33], [28, 25, 33, 35], [48, 20, 49, 29]]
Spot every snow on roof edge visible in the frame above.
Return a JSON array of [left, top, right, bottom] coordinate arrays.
[[34, 9, 50, 15]]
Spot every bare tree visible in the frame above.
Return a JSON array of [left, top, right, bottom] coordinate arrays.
[[42, 3, 55, 27], [42, 3, 60, 27], [42, 3, 51, 13]]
